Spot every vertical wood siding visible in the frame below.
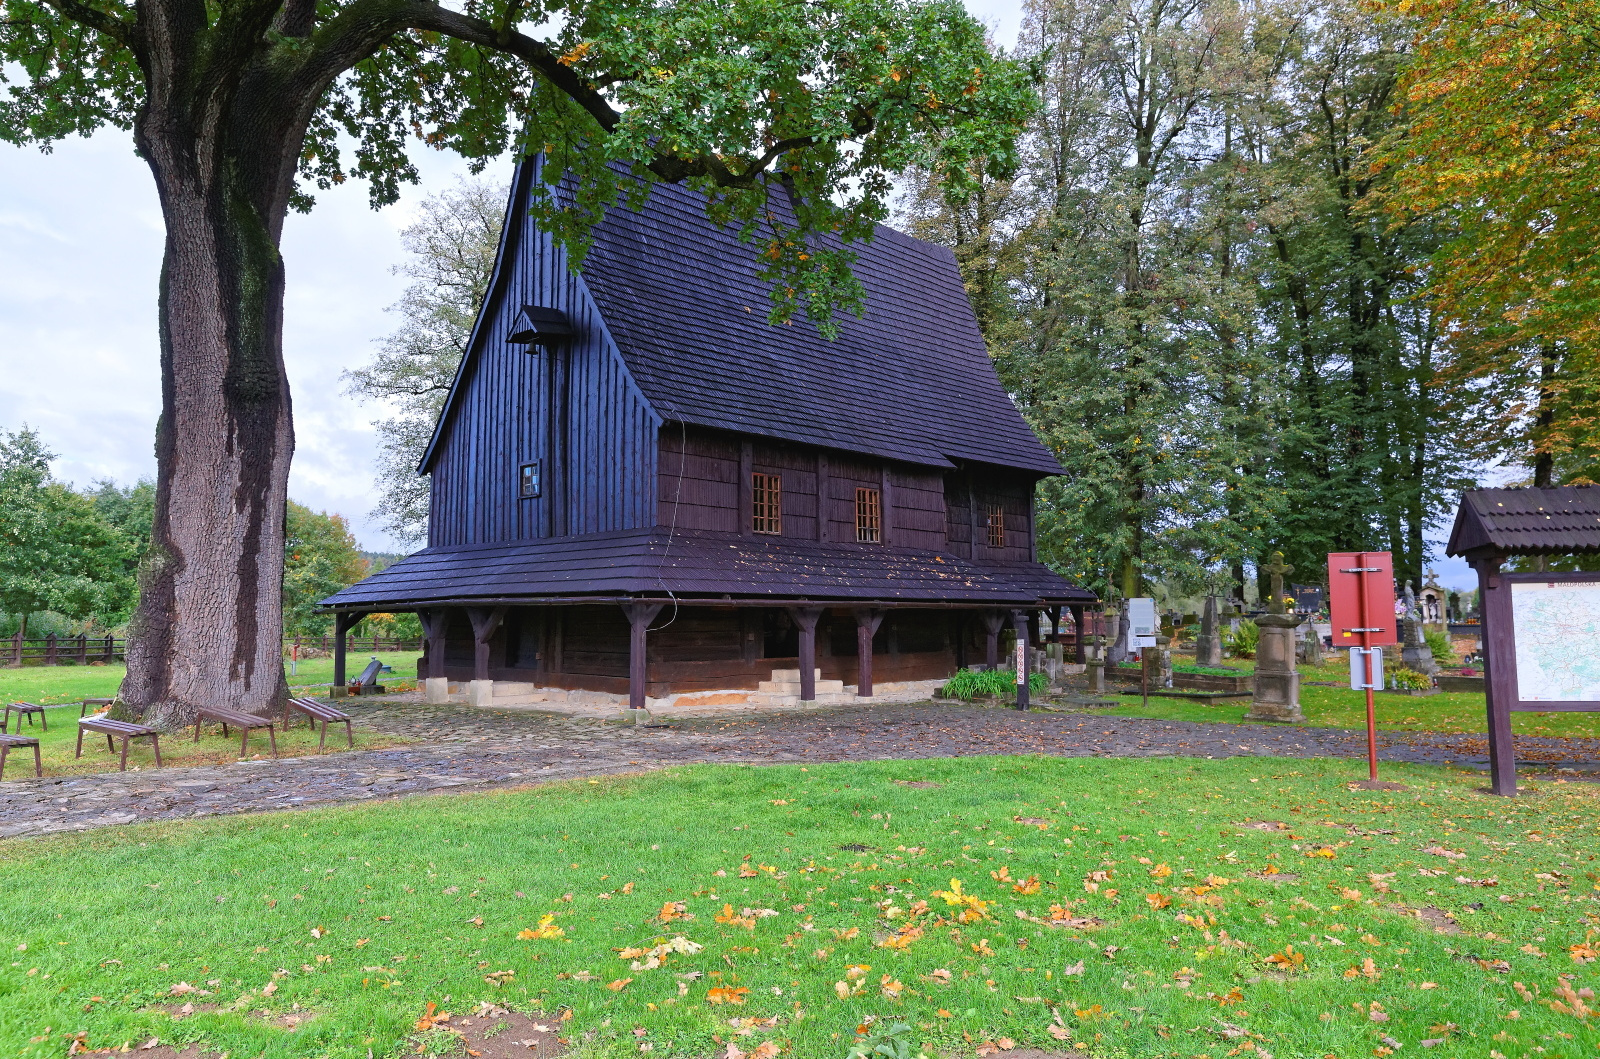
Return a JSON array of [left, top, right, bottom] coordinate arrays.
[[427, 160, 661, 548]]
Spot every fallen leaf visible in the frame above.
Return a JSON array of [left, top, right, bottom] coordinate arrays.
[[607, 978, 633, 992]]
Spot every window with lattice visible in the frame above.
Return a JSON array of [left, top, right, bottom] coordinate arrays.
[[985, 504, 1005, 548], [855, 487, 882, 543], [751, 473, 782, 534]]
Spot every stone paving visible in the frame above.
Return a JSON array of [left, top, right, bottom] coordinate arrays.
[[1, 698, 1595, 839]]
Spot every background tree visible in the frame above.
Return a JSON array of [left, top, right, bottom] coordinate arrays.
[[2, 0, 1034, 727], [0, 427, 132, 635], [1379, 0, 1600, 489], [282, 502, 369, 637], [345, 178, 505, 546]]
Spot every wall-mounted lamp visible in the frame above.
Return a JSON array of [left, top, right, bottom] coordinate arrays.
[[507, 305, 574, 349]]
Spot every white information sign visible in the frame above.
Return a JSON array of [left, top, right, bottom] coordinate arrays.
[[1511, 580, 1600, 701], [1127, 597, 1159, 651]]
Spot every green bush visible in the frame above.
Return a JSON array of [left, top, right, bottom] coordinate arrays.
[[1225, 619, 1259, 659], [939, 668, 1048, 700], [1388, 666, 1432, 690], [1424, 628, 1457, 665]]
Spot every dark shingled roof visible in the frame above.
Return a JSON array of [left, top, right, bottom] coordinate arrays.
[[323, 528, 1094, 609], [426, 164, 1063, 476], [1446, 486, 1600, 557]]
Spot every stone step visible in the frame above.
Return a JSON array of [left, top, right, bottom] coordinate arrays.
[[492, 682, 538, 697], [767, 668, 822, 682]]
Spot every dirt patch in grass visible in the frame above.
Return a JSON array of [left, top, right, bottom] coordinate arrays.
[[895, 780, 942, 788], [1240, 820, 1289, 831], [429, 1009, 567, 1058]]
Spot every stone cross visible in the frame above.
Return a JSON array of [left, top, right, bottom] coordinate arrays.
[[1263, 552, 1294, 615]]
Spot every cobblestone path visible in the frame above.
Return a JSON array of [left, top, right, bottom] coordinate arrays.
[[1, 700, 1594, 839]]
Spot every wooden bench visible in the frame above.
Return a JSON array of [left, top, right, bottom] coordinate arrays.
[[287, 696, 354, 753], [193, 706, 277, 758], [0, 734, 42, 780], [77, 717, 162, 771], [80, 698, 114, 717], [3, 702, 47, 733]]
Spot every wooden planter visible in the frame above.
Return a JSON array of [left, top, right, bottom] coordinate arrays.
[[1436, 674, 1485, 693]]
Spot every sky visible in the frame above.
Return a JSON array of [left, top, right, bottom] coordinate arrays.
[[0, 0, 1479, 589]]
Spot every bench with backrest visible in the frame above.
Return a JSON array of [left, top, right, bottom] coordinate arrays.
[[3, 702, 47, 733], [77, 716, 163, 771], [0, 733, 42, 780], [287, 696, 354, 753], [194, 706, 277, 758]]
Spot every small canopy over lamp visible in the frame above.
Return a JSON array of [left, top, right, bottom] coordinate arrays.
[[508, 305, 574, 348]]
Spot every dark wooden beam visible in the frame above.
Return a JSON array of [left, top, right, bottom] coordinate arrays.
[[788, 606, 824, 701], [880, 463, 894, 547], [1069, 604, 1087, 664], [467, 606, 507, 683], [624, 602, 666, 710], [333, 611, 360, 688], [981, 609, 1006, 670], [816, 451, 830, 542], [1471, 552, 1516, 794], [739, 441, 754, 538], [1011, 608, 1032, 710], [854, 608, 886, 697]]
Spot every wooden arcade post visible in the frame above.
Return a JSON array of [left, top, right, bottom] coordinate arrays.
[[788, 607, 824, 702], [854, 608, 885, 697], [623, 602, 666, 711]]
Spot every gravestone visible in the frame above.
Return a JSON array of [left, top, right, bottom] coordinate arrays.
[[1400, 581, 1439, 678], [1195, 595, 1224, 666], [1244, 552, 1305, 722]]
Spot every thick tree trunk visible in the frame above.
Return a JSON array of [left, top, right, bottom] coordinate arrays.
[[119, 113, 297, 729]]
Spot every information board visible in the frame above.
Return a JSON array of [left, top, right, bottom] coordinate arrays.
[[1511, 580, 1600, 701]]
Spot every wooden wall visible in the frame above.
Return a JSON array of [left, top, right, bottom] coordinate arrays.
[[658, 426, 956, 550], [423, 604, 965, 694], [426, 160, 660, 548], [943, 470, 1036, 562]]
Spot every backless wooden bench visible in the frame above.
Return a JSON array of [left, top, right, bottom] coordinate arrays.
[[3, 702, 47, 733], [194, 706, 277, 758], [77, 717, 162, 771], [287, 697, 354, 753], [0, 733, 42, 780]]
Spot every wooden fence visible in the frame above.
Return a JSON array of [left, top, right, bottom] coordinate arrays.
[[6, 633, 124, 667], [3, 633, 421, 667]]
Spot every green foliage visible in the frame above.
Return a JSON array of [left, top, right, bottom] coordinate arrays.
[[282, 502, 369, 637], [1388, 666, 1432, 691], [1424, 629, 1456, 665], [1225, 620, 1259, 660], [938, 668, 1047, 700], [847, 1022, 931, 1059], [0, 426, 133, 632]]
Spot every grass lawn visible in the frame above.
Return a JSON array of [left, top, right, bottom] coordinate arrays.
[[1, 757, 1597, 1058], [0, 699, 412, 777], [1099, 658, 1600, 740], [0, 653, 421, 707]]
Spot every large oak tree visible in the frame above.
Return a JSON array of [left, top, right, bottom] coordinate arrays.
[[1, 0, 1032, 726]]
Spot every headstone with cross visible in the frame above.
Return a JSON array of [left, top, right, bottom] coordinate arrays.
[[1245, 551, 1305, 722]]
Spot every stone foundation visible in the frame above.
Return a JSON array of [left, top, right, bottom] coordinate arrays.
[[421, 676, 949, 718]]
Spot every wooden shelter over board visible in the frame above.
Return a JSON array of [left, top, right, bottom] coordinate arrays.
[[1446, 486, 1600, 794], [322, 158, 1095, 709]]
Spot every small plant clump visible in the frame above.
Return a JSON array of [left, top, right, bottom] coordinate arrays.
[[1388, 666, 1433, 690], [1425, 628, 1457, 664], [1225, 619, 1259, 658], [938, 668, 1048, 700]]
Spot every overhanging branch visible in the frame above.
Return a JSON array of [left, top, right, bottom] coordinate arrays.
[[32, 0, 134, 46]]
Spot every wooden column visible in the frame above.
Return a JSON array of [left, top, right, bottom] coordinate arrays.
[[788, 606, 824, 701], [1070, 604, 1087, 664], [1011, 608, 1031, 710], [981, 609, 1006, 669], [854, 608, 886, 697], [816, 452, 830, 542], [967, 470, 980, 559], [624, 602, 666, 710], [880, 464, 894, 547], [1472, 552, 1517, 794], [467, 606, 507, 682], [418, 608, 450, 680], [332, 612, 360, 688], [739, 441, 754, 537]]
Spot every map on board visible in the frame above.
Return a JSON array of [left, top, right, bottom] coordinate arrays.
[[1511, 581, 1600, 701]]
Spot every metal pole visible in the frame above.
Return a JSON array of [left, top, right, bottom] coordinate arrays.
[[1356, 553, 1378, 782]]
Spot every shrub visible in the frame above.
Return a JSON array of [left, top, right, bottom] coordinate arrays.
[[846, 1022, 930, 1059], [1424, 629, 1457, 665], [939, 668, 1048, 700], [1388, 666, 1432, 690], [1225, 620, 1259, 659]]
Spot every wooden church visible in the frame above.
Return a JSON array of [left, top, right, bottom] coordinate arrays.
[[322, 158, 1096, 709]]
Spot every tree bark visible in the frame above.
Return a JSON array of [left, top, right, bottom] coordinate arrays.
[[118, 54, 304, 728]]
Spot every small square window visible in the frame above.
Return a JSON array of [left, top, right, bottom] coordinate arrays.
[[985, 504, 1005, 548], [855, 487, 881, 543], [752, 472, 782, 534], [519, 461, 541, 498]]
